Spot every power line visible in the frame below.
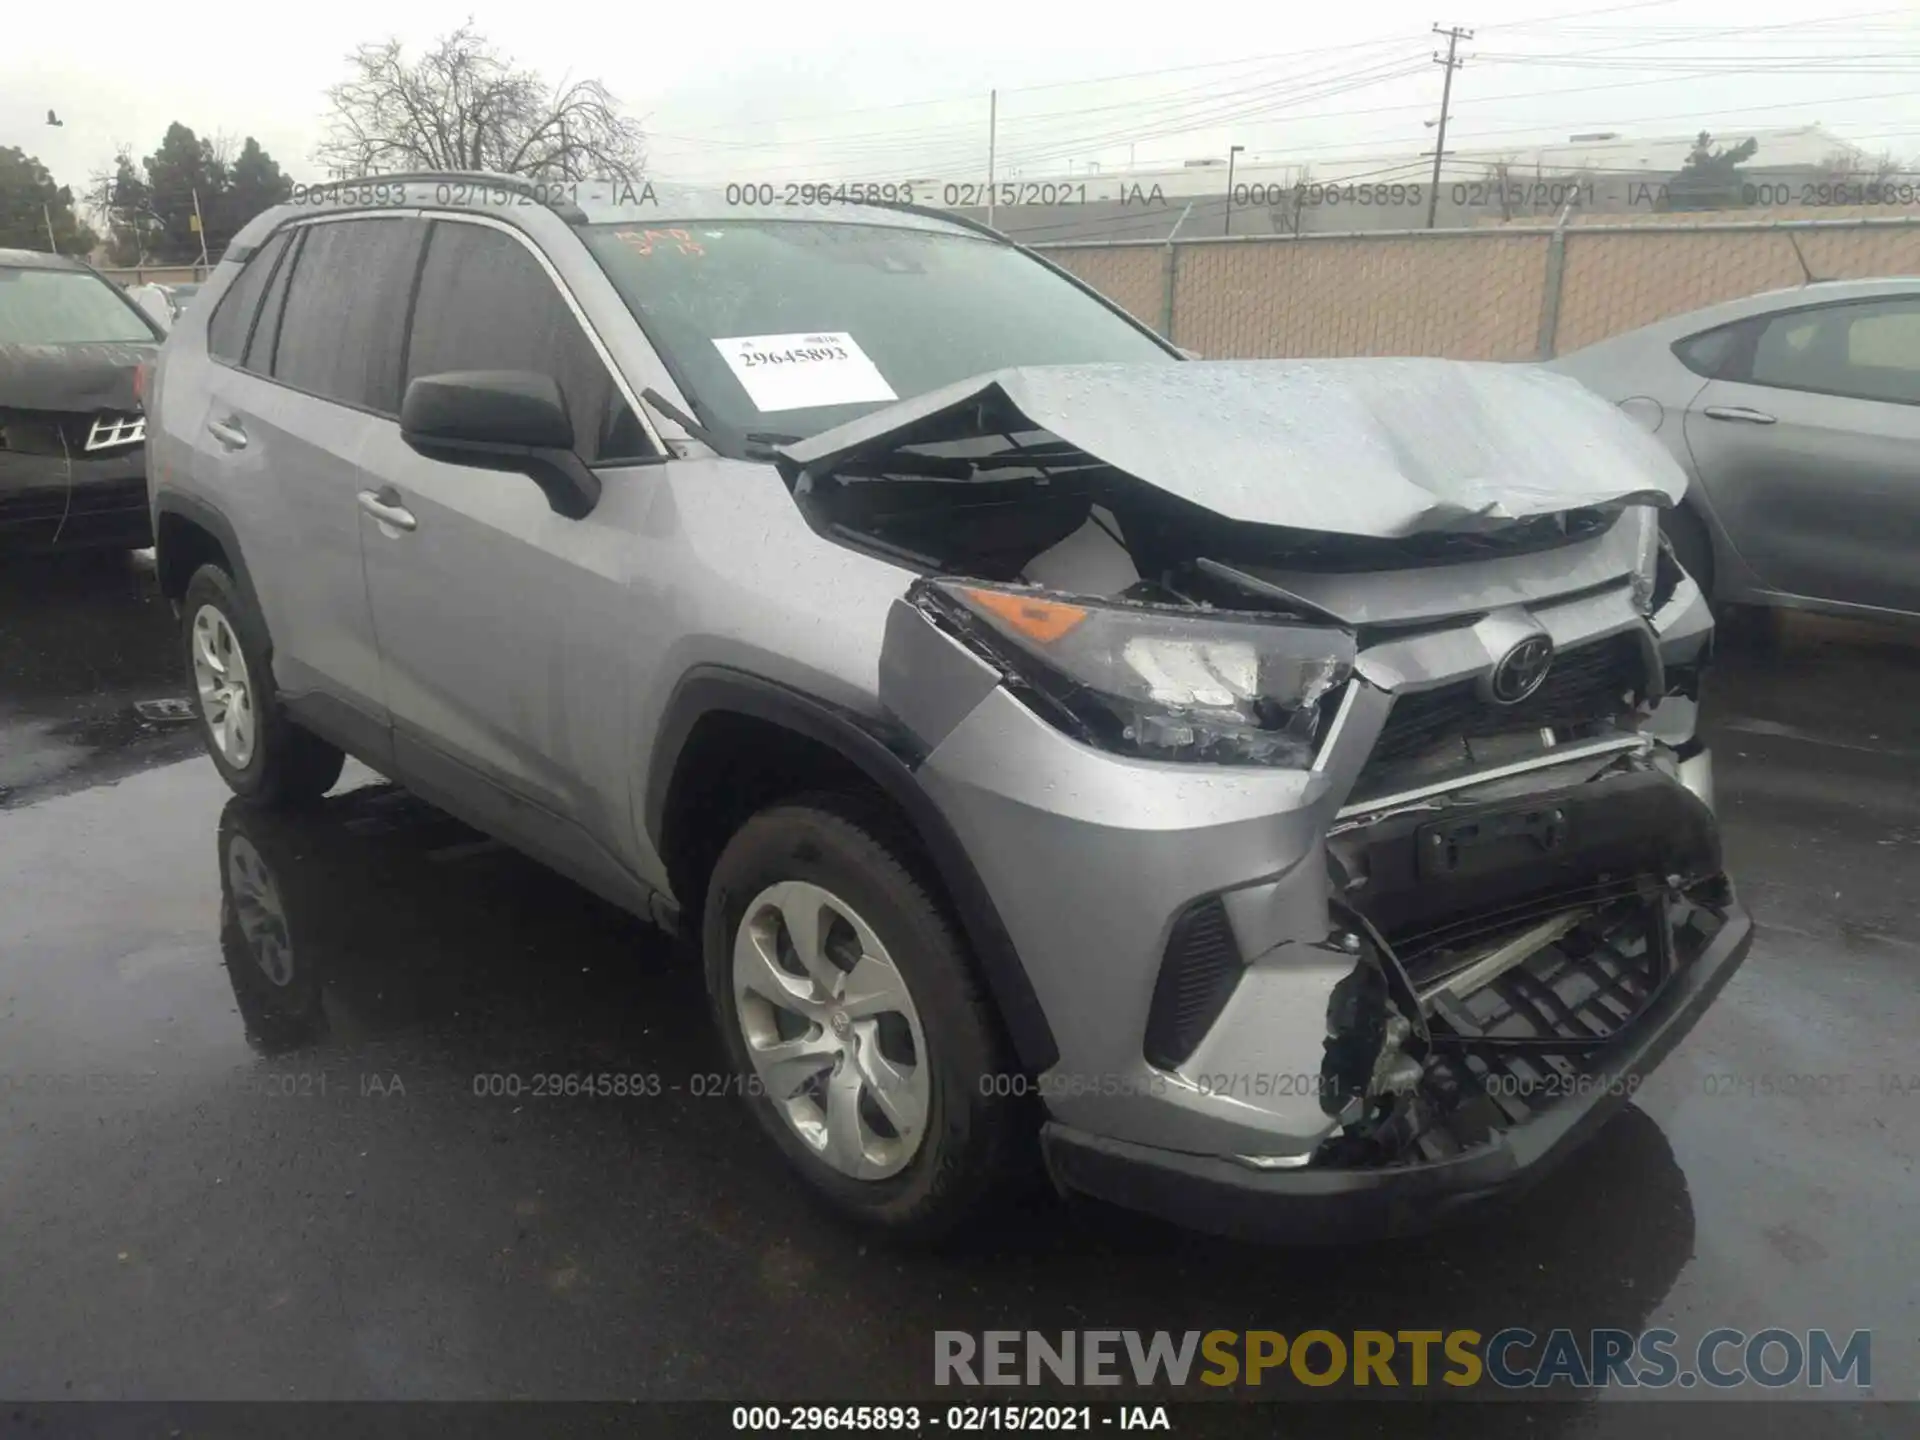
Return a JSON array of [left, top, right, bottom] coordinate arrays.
[[644, 9, 1916, 186], [650, 34, 1419, 139]]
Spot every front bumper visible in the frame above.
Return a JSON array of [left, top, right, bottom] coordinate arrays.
[[0, 450, 151, 550], [885, 570, 1737, 1238], [1039, 897, 1750, 1243]]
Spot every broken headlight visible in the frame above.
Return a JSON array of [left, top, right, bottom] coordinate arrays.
[[920, 580, 1354, 766]]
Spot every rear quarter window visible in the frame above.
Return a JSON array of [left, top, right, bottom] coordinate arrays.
[[1671, 323, 1746, 379], [206, 230, 292, 364]]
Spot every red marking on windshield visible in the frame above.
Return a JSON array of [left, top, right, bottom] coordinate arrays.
[[614, 228, 704, 257]]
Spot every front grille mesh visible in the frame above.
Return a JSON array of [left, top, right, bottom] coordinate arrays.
[[1365, 631, 1647, 774]]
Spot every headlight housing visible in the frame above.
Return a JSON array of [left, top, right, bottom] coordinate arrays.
[[916, 579, 1354, 767], [1626, 504, 1665, 615]]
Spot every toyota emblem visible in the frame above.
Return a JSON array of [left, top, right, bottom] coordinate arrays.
[[1491, 635, 1555, 704]]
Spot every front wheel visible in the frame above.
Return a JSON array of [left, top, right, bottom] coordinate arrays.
[[181, 563, 344, 807], [701, 796, 1025, 1240]]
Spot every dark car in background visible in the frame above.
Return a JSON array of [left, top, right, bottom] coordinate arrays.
[[1, 248, 164, 553]]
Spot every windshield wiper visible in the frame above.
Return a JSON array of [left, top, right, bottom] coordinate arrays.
[[742, 430, 803, 461], [640, 387, 717, 449]]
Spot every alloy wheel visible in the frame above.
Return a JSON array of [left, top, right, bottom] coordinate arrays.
[[190, 604, 256, 768], [732, 880, 932, 1180]]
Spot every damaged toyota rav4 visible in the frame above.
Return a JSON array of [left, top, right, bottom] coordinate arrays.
[[148, 177, 1750, 1243]]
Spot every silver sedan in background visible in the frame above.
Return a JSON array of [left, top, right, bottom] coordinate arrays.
[[1551, 277, 1920, 623]]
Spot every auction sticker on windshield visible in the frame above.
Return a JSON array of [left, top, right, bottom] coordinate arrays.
[[713, 332, 897, 412]]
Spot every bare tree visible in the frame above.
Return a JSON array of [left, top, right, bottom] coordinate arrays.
[[314, 24, 645, 182]]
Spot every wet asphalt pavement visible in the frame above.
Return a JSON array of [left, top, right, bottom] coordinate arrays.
[[0, 551, 1914, 1429]]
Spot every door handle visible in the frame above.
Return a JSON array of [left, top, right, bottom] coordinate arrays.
[[207, 417, 248, 449], [1702, 405, 1776, 425], [357, 489, 417, 533]]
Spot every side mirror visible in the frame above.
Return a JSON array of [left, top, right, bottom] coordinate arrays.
[[399, 370, 602, 519]]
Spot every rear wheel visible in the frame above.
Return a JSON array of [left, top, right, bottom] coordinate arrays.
[[701, 796, 1025, 1240], [181, 563, 344, 807]]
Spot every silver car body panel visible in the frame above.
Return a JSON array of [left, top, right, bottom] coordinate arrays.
[[784, 358, 1686, 539]]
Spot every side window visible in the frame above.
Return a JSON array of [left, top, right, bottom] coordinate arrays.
[[1746, 298, 1920, 406], [1672, 322, 1746, 380], [205, 230, 291, 365], [272, 218, 424, 413], [405, 221, 650, 463], [244, 228, 302, 375]]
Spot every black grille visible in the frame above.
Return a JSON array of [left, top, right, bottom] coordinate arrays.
[[0, 408, 141, 457], [1142, 897, 1244, 1069], [1367, 631, 1646, 771], [1369, 894, 1731, 1167]]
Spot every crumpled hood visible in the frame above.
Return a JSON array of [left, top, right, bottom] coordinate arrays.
[[781, 358, 1688, 539], [0, 342, 155, 414]]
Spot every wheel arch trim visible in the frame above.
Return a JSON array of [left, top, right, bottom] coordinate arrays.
[[155, 492, 266, 627], [644, 666, 1059, 1071]]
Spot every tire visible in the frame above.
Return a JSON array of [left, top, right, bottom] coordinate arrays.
[[1662, 506, 1715, 607], [701, 795, 1025, 1241], [181, 563, 344, 807]]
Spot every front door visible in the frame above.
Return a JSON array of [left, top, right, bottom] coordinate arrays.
[[356, 215, 664, 895], [1683, 295, 1920, 616]]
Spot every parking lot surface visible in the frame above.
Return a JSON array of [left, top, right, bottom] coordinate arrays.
[[1, 553, 1913, 1430]]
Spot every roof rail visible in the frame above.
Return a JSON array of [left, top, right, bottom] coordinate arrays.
[[302, 170, 589, 223], [850, 198, 1017, 247]]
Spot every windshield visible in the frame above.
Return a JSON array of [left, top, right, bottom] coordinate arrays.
[[0, 267, 160, 345], [580, 220, 1173, 439]]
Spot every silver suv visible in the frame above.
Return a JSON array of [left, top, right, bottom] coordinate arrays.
[[148, 175, 1751, 1242]]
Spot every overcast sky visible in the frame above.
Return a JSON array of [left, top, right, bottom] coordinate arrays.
[[6, 0, 1916, 197]]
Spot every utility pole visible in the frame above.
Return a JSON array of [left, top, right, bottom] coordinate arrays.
[[43, 202, 58, 252], [1426, 23, 1472, 229], [987, 89, 998, 227], [1223, 144, 1245, 236], [191, 185, 211, 270]]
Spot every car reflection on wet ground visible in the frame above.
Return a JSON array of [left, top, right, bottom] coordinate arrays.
[[0, 552, 1913, 1430]]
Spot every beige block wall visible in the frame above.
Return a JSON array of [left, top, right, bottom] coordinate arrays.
[[1554, 223, 1920, 351], [1166, 234, 1548, 359], [1046, 246, 1163, 331], [1041, 219, 1920, 361]]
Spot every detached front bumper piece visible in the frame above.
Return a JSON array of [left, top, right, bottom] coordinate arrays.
[[1040, 892, 1751, 1244]]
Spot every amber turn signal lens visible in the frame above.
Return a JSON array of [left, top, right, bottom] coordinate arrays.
[[961, 587, 1088, 644]]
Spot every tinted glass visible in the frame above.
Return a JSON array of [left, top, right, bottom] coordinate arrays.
[[245, 229, 302, 374], [580, 221, 1172, 438], [272, 218, 423, 412], [0, 267, 159, 345], [1749, 298, 1920, 406], [206, 231, 290, 364], [405, 221, 649, 463], [1672, 322, 1744, 379]]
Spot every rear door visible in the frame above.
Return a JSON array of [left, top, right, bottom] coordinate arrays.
[[195, 215, 426, 758], [356, 215, 664, 893], [1682, 295, 1920, 615]]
